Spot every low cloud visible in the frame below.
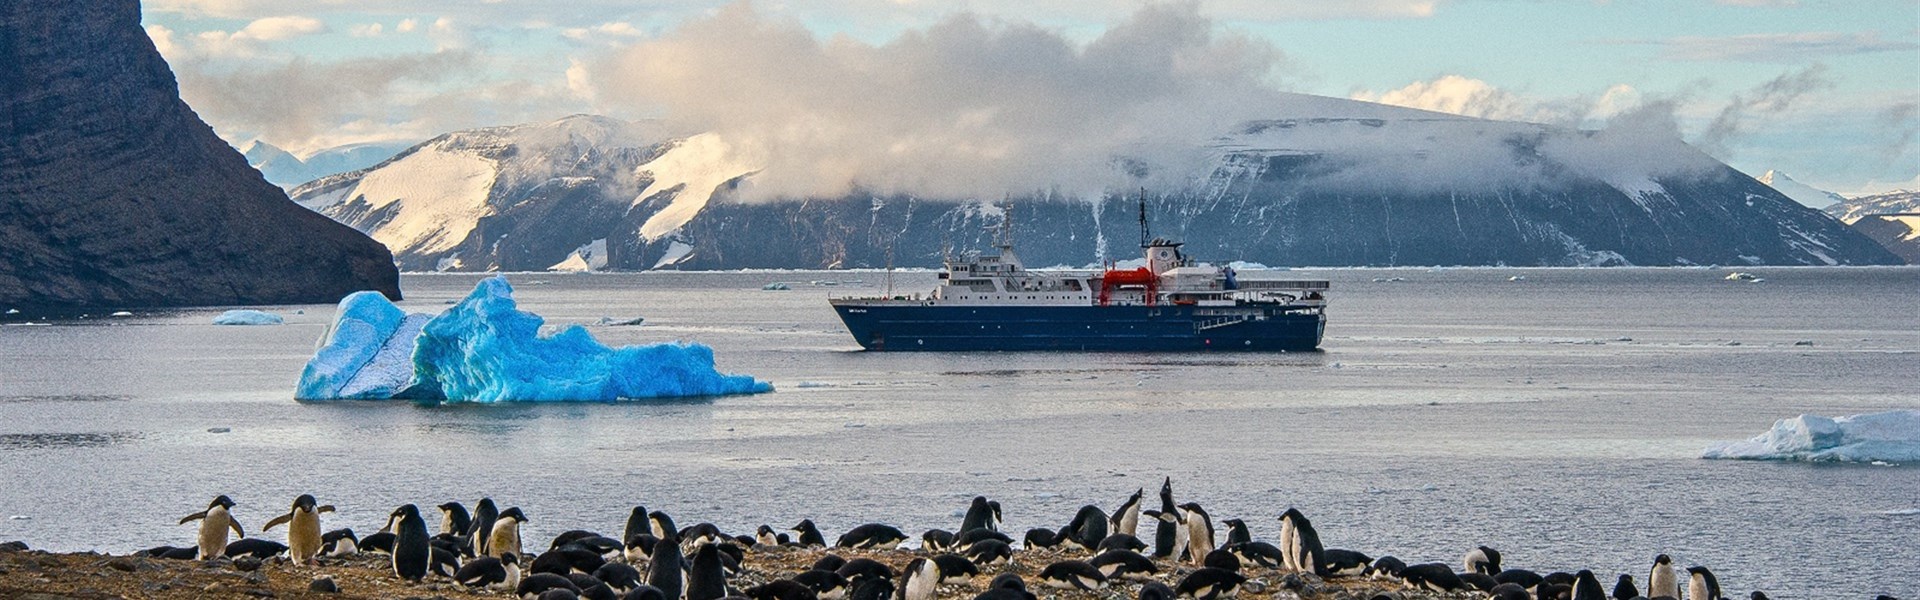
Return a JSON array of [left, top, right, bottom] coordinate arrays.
[[583, 2, 1295, 201], [1632, 31, 1915, 63], [170, 51, 478, 152], [1695, 64, 1832, 158]]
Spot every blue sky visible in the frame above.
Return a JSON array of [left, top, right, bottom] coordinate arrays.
[[141, 0, 1918, 196]]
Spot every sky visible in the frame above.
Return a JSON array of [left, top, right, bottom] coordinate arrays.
[[139, 0, 1920, 198]]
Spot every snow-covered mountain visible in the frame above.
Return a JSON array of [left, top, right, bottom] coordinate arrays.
[[1824, 190, 1920, 264], [1825, 189, 1920, 223], [244, 139, 417, 188], [1757, 170, 1846, 208], [293, 102, 1900, 271]]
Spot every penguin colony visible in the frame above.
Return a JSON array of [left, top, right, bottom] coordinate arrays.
[[141, 480, 1891, 600]]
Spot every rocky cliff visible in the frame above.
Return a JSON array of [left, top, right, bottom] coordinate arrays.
[[0, 0, 401, 312]]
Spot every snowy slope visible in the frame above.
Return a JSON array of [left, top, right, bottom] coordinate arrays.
[[634, 133, 760, 242], [1825, 189, 1920, 223], [1757, 170, 1846, 209], [243, 140, 415, 189]]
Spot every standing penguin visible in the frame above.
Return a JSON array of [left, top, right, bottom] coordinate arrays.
[[961, 497, 997, 534], [1686, 566, 1721, 600], [1142, 509, 1189, 563], [646, 535, 685, 600], [792, 519, 828, 548], [262, 494, 335, 565], [898, 557, 940, 600], [1276, 509, 1323, 575], [648, 511, 679, 540], [1152, 478, 1178, 559], [1647, 555, 1679, 599], [1220, 520, 1251, 546], [1110, 488, 1143, 539], [1613, 574, 1639, 600], [437, 502, 472, 537], [1177, 503, 1214, 564], [686, 543, 729, 600], [387, 504, 431, 581], [1570, 570, 1607, 600], [490, 507, 527, 557], [625, 505, 650, 543], [179, 495, 245, 560], [469, 498, 500, 558]]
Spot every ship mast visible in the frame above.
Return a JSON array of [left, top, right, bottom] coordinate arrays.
[[1137, 187, 1151, 248]]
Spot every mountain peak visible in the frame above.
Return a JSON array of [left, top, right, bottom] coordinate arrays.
[[1756, 169, 1845, 208]]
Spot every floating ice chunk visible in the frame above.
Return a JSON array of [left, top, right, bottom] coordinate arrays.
[[298, 277, 769, 403], [1702, 410, 1920, 463], [1724, 272, 1761, 281], [110, 311, 134, 318], [213, 309, 283, 325], [598, 316, 646, 326]]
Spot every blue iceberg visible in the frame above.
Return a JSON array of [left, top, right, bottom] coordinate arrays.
[[296, 276, 771, 402], [1701, 410, 1920, 463], [213, 309, 284, 325]]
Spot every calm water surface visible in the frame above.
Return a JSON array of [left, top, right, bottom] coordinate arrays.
[[1, 267, 1915, 597]]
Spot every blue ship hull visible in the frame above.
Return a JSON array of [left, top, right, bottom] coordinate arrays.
[[831, 303, 1325, 351]]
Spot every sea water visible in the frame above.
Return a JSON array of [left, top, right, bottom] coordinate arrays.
[[1, 267, 1915, 596]]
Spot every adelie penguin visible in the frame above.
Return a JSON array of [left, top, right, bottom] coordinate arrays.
[[971, 574, 1035, 600], [898, 557, 940, 600], [262, 494, 335, 565], [623, 506, 650, 543], [748, 580, 821, 600], [470, 498, 500, 558], [1686, 566, 1721, 600], [1647, 554, 1679, 599], [1570, 570, 1608, 600], [1277, 508, 1324, 575], [1463, 545, 1502, 575], [686, 543, 729, 600], [491, 506, 528, 557], [836, 558, 897, 584], [1612, 573, 1640, 600], [646, 535, 685, 600], [321, 528, 359, 556], [1177, 503, 1215, 564], [178, 495, 244, 560], [922, 529, 957, 552], [456, 552, 522, 591], [960, 496, 998, 534], [1152, 478, 1179, 559], [792, 519, 828, 548], [837, 523, 908, 549], [964, 539, 1012, 566], [1109, 488, 1143, 539], [385, 504, 431, 581], [1138, 582, 1176, 600], [1397, 563, 1465, 592], [1037, 560, 1107, 591], [594, 562, 643, 594], [1089, 549, 1158, 581], [930, 554, 980, 584], [1321, 549, 1371, 578], [1096, 534, 1147, 553], [757, 525, 785, 547], [793, 569, 850, 600], [1224, 541, 1284, 569], [1174, 567, 1246, 600], [648, 511, 678, 540], [438, 502, 472, 537]]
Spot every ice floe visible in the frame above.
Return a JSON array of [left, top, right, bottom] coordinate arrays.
[[1702, 410, 1920, 463], [212, 309, 283, 325]]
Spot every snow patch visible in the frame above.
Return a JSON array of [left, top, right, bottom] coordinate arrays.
[[652, 240, 694, 269], [1605, 175, 1669, 215], [635, 133, 760, 242], [550, 238, 609, 272], [296, 277, 770, 402], [212, 310, 284, 325], [1702, 410, 1920, 463], [346, 147, 498, 255]]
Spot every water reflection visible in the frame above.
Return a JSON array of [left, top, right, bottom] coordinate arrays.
[[0, 431, 141, 450]]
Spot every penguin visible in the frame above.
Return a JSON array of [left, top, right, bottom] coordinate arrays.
[[492, 507, 528, 557], [572, 536, 627, 560], [850, 577, 894, 600], [837, 524, 908, 549], [1138, 582, 1175, 600], [552, 530, 602, 551], [470, 498, 500, 558], [955, 528, 1013, 548], [1089, 549, 1158, 582], [972, 574, 1035, 600], [624, 506, 650, 544], [898, 557, 939, 600], [1177, 503, 1214, 564], [1749, 593, 1771, 600], [1065, 505, 1109, 551], [1142, 509, 1188, 562], [439, 502, 472, 537], [1036, 560, 1106, 591], [625, 585, 670, 600], [960, 497, 997, 534], [1213, 519, 1244, 546], [930, 554, 979, 585], [793, 569, 850, 600], [262, 494, 335, 565], [1487, 583, 1532, 600], [1613, 573, 1640, 600], [178, 495, 245, 560], [1096, 534, 1146, 553], [520, 572, 585, 599], [1110, 488, 1143, 539], [1152, 478, 1178, 559], [1686, 566, 1721, 600], [836, 558, 897, 584], [1321, 549, 1371, 577], [533, 547, 607, 575], [922, 529, 957, 553], [1460, 571, 1500, 592], [1202, 549, 1240, 572], [359, 531, 397, 554], [813, 554, 850, 573], [1463, 545, 1502, 575], [1397, 563, 1465, 592], [1276, 509, 1323, 575], [595, 562, 644, 594], [1571, 570, 1608, 600], [1223, 541, 1283, 568], [457, 552, 522, 590], [625, 533, 659, 563], [645, 535, 684, 600], [1173, 567, 1246, 600], [747, 580, 821, 600], [1647, 554, 1679, 599], [430, 545, 462, 578], [686, 543, 729, 600], [387, 504, 431, 581], [792, 519, 828, 548], [1494, 569, 1543, 590], [648, 511, 678, 540], [682, 523, 724, 548], [573, 575, 619, 600], [224, 538, 289, 559], [1367, 555, 1406, 580], [965, 539, 1013, 567], [757, 525, 784, 547]]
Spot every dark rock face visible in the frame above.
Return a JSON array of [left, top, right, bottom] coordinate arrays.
[[0, 1, 400, 312], [1842, 214, 1919, 264]]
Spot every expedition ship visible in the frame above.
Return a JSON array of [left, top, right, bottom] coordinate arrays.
[[829, 204, 1327, 351]]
